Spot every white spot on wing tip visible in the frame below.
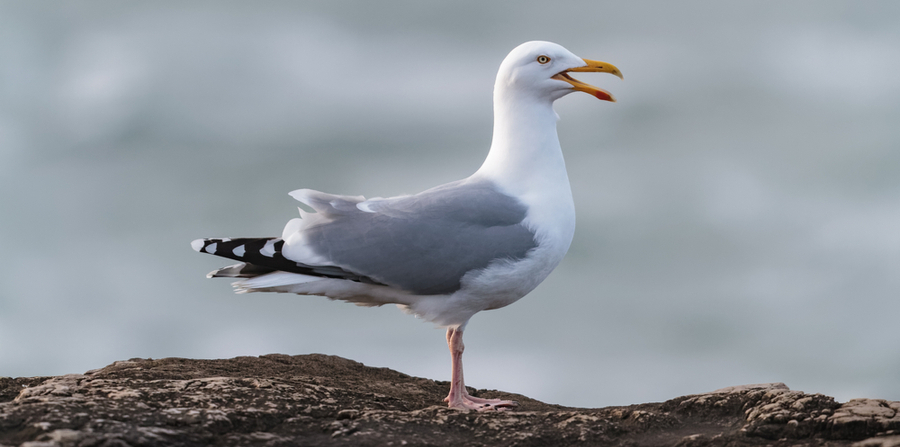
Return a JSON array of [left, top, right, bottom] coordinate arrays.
[[206, 243, 217, 254], [261, 240, 277, 257], [233, 245, 245, 257], [191, 239, 205, 252]]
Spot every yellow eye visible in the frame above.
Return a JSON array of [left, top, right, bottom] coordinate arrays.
[[537, 55, 550, 64]]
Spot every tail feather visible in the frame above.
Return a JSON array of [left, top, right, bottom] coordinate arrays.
[[207, 262, 276, 278], [232, 271, 326, 294], [191, 237, 385, 285]]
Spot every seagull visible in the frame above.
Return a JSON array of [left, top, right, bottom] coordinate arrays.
[[192, 41, 621, 411]]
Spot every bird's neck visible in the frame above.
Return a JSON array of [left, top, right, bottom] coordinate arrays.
[[475, 94, 570, 197]]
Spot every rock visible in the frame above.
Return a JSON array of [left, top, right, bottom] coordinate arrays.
[[1, 354, 898, 446]]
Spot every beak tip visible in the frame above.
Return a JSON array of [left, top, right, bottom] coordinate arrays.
[[593, 90, 616, 102]]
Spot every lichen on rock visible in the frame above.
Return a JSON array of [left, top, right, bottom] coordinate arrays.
[[1, 355, 898, 446]]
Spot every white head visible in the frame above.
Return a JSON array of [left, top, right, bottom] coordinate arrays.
[[495, 41, 622, 103]]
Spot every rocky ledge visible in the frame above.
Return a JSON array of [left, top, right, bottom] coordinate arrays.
[[1, 354, 898, 447]]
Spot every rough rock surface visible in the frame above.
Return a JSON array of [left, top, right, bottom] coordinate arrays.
[[1, 354, 898, 446]]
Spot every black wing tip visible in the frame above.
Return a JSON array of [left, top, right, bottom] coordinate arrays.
[[192, 237, 387, 287]]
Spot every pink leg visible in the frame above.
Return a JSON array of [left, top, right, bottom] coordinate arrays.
[[443, 326, 517, 411]]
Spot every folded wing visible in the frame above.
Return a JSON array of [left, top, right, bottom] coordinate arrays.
[[282, 178, 538, 296]]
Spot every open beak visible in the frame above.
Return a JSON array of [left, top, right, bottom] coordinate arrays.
[[552, 59, 623, 102]]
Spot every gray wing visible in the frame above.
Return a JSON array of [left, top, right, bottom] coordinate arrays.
[[290, 178, 537, 295]]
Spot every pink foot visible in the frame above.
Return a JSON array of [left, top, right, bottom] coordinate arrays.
[[443, 326, 517, 411], [445, 391, 518, 411]]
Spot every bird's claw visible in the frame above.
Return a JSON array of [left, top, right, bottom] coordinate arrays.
[[445, 394, 518, 412]]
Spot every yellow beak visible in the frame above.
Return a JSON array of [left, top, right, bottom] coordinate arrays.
[[552, 59, 623, 102]]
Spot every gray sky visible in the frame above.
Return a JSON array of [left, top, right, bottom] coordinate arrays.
[[1, 1, 899, 407]]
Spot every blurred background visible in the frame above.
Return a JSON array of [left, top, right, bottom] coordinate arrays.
[[1, 1, 898, 407]]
